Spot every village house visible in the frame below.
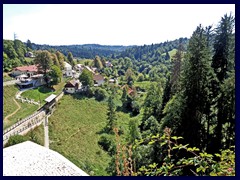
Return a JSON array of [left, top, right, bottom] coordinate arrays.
[[63, 62, 73, 77], [105, 61, 113, 67], [25, 52, 35, 58], [75, 64, 85, 73], [16, 74, 46, 89], [11, 65, 38, 78], [93, 74, 105, 86], [64, 79, 81, 94]]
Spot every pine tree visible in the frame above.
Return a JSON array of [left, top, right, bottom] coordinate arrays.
[[210, 14, 235, 152], [107, 94, 117, 132], [170, 41, 184, 95], [94, 55, 103, 69], [176, 25, 212, 148], [67, 52, 74, 66]]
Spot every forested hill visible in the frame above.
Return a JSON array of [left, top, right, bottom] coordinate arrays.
[[29, 43, 135, 59], [113, 37, 189, 61]]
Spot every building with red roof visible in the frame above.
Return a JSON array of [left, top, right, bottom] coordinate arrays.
[[12, 65, 38, 77]]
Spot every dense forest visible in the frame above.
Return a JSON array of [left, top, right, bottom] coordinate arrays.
[[3, 13, 235, 176], [30, 43, 133, 59]]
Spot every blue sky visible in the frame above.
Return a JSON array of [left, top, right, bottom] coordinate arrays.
[[3, 4, 235, 46]]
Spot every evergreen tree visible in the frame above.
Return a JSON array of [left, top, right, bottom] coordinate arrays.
[[94, 55, 103, 69], [26, 39, 33, 50], [211, 14, 235, 152], [56, 51, 65, 70], [170, 41, 184, 95], [142, 83, 163, 126], [176, 25, 212, 149], [67, 52, 74, 66], [165, 50, 170, 60], [51, 53, 60, 68], [106, 94, 117, 132]]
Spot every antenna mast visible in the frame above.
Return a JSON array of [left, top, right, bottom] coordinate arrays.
[[14, 33, 18, 40]]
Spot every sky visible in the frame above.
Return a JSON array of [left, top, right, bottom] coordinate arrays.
[[3, 4, 235, 46]]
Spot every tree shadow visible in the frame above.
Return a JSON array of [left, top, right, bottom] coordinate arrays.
[[38, 86, 54, 94]]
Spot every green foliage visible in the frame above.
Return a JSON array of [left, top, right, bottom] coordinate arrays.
[[5, 135, 28, 147], [34, 50, 53, 75], [161, 94, 184, 133], [56, 51, 66, 70], [94, 55, 103, 69], [49, 65, 62, 85], [95, 88, 108, 101], [137, 73, 144, 82], [51, 53, 60, 67], [98, 134, 115, 154], [135, 128, 235, 176], [3, 39, 29, 71], [106, 94, 117, 132], [79, 69, 94, 87], [142, 82, 163, 121], [211, 13, 235, 153], [128, 119, 141, 144], [125, 68, 135, 86], [67, 52, 74, 66]]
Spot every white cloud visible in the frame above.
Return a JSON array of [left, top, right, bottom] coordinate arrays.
[[3, 4, 235, 45]]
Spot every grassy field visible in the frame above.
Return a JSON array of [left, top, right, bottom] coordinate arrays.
[[161, 48, 177, 59], [3, 85, 39, 129], [3, 85, 19, 119], [48, 95, 110, 175], [25, 124, 45, 146], [24, 57, 34, 64], [21, 80, 66, 103], [135, 81, 153, 90], [48, 94, 133, 176], [3, 72, 13, 82]]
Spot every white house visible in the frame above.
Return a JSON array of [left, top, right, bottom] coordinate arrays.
[[93, 74, 105, 86], [64, 79, 81, 94], [64, 62, 73, 77], [75, 64, 84, 73]]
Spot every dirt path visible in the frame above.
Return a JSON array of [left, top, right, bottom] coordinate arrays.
[[4, 98, 21, 122]]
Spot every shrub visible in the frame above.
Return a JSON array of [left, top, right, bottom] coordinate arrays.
[[95, 88, 108, 101], [5, 135, 28, 147]]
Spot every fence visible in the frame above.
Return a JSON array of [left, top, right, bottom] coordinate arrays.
[[3, 91, 65, 146]]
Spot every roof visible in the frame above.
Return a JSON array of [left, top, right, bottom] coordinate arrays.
[[16, 74, 28, 78], [44, 94, 57, 103], [64, 62, 72, 68], [65, 80, 79, 88], [3, 141, 89, 176], [13, 65, 38, 72], [84, 66, 94, 74], [93, 74, 104, 81]]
